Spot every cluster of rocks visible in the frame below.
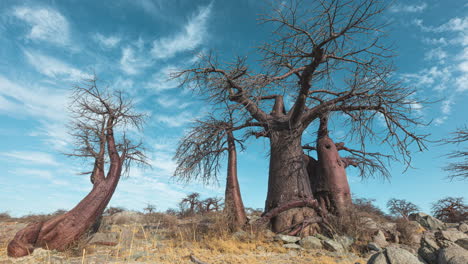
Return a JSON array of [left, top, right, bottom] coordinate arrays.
[[367, 212, 468, 264]]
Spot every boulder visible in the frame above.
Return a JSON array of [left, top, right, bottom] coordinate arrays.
[[283, 243, 302, 249], [418, 233, 440, 264], [361, 217, 379, 230], [233, 230, 250, 242], [322, 239, 345, 253], [109, 211, 145, 225], [438, 245, 468, 264], [409, 212, 445, 230], [458, 223, 468, 233], [336, 235, 355, 250], [455, 238, 468, 250], [87, 232, 119, 246], [367, 246, 425, 264], [367, 242, 382, 251], [438, 230, 468, 242], [299, 236, 323, 249], [275, 234, 301, 243], [373, 230, 389, 248]]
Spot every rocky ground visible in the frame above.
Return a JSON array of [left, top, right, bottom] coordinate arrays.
[[0, 211, 466, 264]]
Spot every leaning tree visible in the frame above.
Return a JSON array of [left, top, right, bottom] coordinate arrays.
[[174, 0, 427, 234], [8, 77, 147, 257]]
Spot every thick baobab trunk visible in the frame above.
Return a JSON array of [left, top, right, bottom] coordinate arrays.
[[265, 130, 317, 235], [224, 131, 247, 231], [8, 125, 123, 258], [312, 114, 352, 215]]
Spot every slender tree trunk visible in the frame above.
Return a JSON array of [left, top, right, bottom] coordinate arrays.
[[312, 114, 352, 215], [8, 125, 123, 258], [265, 129, 317, 235], [224, 131, 247, 231]]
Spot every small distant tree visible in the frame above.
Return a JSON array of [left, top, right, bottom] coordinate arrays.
[[105, 206, 125, 216], [386, 198, 419, 220], [201, 197, 223, 213], [179, 192, 201, 216], [431, 197, 468, 223], [443, 127, 468, 180], [143, 203, 157, 214], [165, 208, 178, 216]]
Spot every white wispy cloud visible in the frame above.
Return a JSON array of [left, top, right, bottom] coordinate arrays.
[[120, 38, 152, 75], [23, 50, 91, 81], [390, 3, 427, 13], [0, 75, 68, 121], [10, 168, 70, 186], [414, 17, 468, 32], [151, 3, 212, 59], [93, 33, 121, 48], [13, 6, 70, 46], [154, 111, 196, 127], [0, 151, 59, 166], [155, 95, 190, 109], [145, 65, 180, 92]]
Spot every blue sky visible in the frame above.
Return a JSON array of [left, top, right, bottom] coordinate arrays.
[[0, 0, 466, 217]]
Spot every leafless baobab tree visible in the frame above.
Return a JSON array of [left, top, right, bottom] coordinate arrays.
[[173, 0, 427, 234], [174, 109, 257, 230], [8, 76, 148, 257]]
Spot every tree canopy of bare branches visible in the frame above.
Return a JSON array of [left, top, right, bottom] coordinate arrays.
[[431, 197, 468, 223], [443, 126, 468, 180], [386, 198, 419, 220]]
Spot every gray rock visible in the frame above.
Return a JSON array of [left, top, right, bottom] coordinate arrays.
[[458, 223, 468, 233], [438, 245, 468, 264], [455, 238, 468, 250], [373, 230, 389, 248], [87, 232, 119, 246], [322, 239, 345, 253], [233, 230, 250, 242], [439, 230, 468, 242], [418, 233, 440, 264], [337, 235, 355, 250], [283, 243, 302, 249], [361, 217, 379, 230], [109, 211, 145, 225], [367, 246, 425, 264], [409, 212, 445, 230], [276, 234, 301, 243], [368, 242, 382, 251], [299, 236, 323, 249]]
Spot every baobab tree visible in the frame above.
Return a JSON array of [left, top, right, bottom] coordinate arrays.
[[443, 126, 468, 180], [386, 198, 419, 220], [174, 110, 253, 230], [7, 76, 147, 257], [179, 192, 202, 216], [173, 0, 427, 234]]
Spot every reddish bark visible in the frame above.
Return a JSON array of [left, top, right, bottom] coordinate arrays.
[[264, 96, 318, 235], [8, 125, 123, 257], [311, 114, 352, 215], [224, 131, 247, 231]]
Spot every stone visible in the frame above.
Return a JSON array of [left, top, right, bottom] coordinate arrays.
[[458, 223, 468, 233], [314, 233, 331, 240], [283, 243, 302, 249], [233, 230, 250, 242], [322, 239, 345, 253], [361, 217, 379, 230], [337, 235, 355, 250], [455, 238, 468, 250], [438, 245, 468, 264], [373, 230, 389, 248], [418, 233, 440, 264], [109, 211, 145, 225], [88, 232, 119, 246], [299, 236, 323, 249], [438, 230, 468, 242], [276, 234, 301, 243], [367, 246, 425, 264], [367, 242, 382, 251], [409, 212, 445, 230]]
